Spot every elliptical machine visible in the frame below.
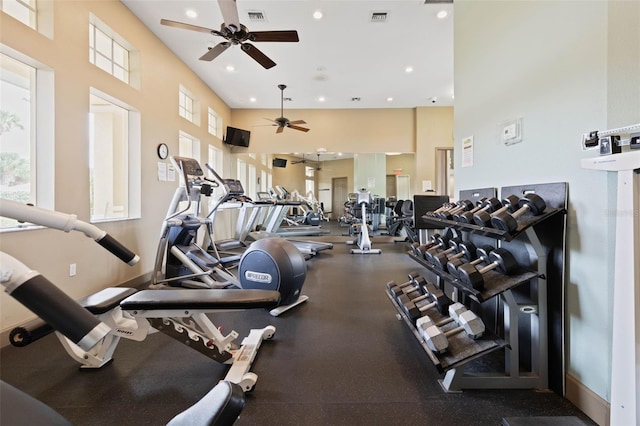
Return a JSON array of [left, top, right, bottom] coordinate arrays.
[[348, 188, 382, 255], [152, 156, 308, 316]]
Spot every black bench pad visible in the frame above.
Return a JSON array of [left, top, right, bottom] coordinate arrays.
[[120, 289, 281, 311], [167, 380, 245, 426], [78, 287, 138, 315]]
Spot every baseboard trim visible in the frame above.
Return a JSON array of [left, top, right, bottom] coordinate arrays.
[[565, 373, 610, 426], [0, 272, 151, 348]]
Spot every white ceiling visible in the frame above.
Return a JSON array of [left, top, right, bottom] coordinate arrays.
[[121, 0, 454, 111]]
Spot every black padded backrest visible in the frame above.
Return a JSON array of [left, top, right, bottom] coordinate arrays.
[[167, 381, 245, 426], [1, 381, 72, 426], [393, 200, 405, 216], [401, 200, 414, 216]]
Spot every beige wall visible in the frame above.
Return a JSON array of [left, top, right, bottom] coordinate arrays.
[[0, 0, 233, 330], [0, 1, 454, 333], [415, 107, 454, 196]]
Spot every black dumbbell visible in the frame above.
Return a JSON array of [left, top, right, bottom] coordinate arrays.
[[396, 276, 429, 305], [452, 198, 486, 222], [402, 283, 452, 321], [456, 197, 502, 224], [438, 200, 474, 220], [433, 241, 477, 271], [457, 248, 518, 290], [473, 195, 520, 227], [425, 237, 462, 263], [490, 194, 547, 232], [447, 245, 494, 277]]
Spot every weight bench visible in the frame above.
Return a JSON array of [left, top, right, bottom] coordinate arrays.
[[9, 274, 281, 392], [1, 379, 246, 426]]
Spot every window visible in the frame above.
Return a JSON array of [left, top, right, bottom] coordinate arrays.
[[179, 85, 199, 125], [89, 17, 132, 84], [89, 90, 141, 222], [260, 170, 267, 192], [305, 166, 315, 198], [236, 159, 246, 189], [208, 107, 222, 138], [2, 0, 36, 29], [247, 164, 256, 199], [178, 131, 200, 162], [1, 50, 54, 230]]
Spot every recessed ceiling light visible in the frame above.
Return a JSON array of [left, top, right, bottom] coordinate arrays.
[[185, 9, 198, 18], [313, 10, 323, 20], [225, 65, 235, 72], [436, 10, 448, 19], [337, 152, 343, 156], [405, 66, 413, 73], [318, 96, 325, 102], [249, 97, 256, 102], [387, 97, 393, 102]]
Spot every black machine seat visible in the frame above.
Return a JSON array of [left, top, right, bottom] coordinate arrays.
[[1, 381, 72, 426], [120, 289, 281, 312], [167, 381, 245, 426], [400, 200, 414, 218], [78, 287, 138, 315]]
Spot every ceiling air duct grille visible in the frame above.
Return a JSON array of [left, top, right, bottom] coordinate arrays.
[[247, 11, 266, 22], [370, 12, 388, 23]]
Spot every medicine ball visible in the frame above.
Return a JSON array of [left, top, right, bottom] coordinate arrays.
[[238, 238, 306, 306]]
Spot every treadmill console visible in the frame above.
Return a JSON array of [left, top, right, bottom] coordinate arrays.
[[224, 179, 245, 196]]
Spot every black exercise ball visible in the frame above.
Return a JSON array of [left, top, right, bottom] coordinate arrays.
[[238, 238, 306, 306]]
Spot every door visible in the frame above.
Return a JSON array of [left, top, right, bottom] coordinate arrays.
[[397, 175, 410, 201], [332, 177, 349, 221], [386, 175, 397, 199]]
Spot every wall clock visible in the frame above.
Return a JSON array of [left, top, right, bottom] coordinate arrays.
[[157, 143, 169, 160]]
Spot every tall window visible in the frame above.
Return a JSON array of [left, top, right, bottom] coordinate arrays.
[[89, 18, 131, 84], [208, 107, 222, 138], [179, 85, 199, 125], [236, 159, 247, 188], [247, 164, 256, 198], [305, 166, 315, 198], [178, 131, 200, 162], [1, 54, 35, 211], [89, 90, 141, 222], [2, 0, 37, 28], [1, 51, 54, 230]]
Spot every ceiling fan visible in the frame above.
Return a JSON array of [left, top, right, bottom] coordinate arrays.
[[160, 0, 299, 69], [268, 84, 310, 133]]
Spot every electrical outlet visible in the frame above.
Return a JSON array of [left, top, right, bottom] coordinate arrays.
[[69, 263, 76, 277]]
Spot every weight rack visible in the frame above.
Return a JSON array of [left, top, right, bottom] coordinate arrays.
[[391, 182, 567, 393]]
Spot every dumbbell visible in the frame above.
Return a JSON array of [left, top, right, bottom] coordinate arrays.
[[431, 240, 477, 270], [424, 238, 462, 263], [451, 198, 486, 222], [437, 200, 474, 220], [446, 245, 494, 277], [395, 276, 431, 305], [415, 302, 467, 339], [402, 283, 451, 321], [456, 197, 502, 224], [386, 273, 423, 299], [426, 202, 456, 217], [490, 193, 547, 232], [458, 247, 518, 290], [423, 310, 486, 354], [473, 195, 520, 227]]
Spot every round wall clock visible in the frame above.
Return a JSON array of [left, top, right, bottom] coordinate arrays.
[[157, 143, 169, 159]]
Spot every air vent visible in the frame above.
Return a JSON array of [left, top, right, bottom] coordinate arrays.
[[370, 12, 388, 23], [247, 11, 266, 22]]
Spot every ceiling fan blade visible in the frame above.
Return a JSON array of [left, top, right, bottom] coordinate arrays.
[[276, 126, 284, 134], [289, 125, 310, 132], [199, 42, 231, 61], [288, 120, 306, 125], [160, 19, 214, 34], [248, 30, 299, 43], [241, 43, 276, 69], [217, 0, 240, 31]]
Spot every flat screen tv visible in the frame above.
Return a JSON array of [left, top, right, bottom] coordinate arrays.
[[224, 126, 251, 147], [272, 158, 287, 168]]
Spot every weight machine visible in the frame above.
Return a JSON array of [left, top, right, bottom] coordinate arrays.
[[348, 188, 382, 254]]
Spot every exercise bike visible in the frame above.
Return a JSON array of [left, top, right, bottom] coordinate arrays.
[[0, 198, 282, 393], [151, 156, 308, 316], [348, 189, 382, 255]]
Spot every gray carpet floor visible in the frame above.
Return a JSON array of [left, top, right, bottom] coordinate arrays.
[[0, 222, 596, 425]]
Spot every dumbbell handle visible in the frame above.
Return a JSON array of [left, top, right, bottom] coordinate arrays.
[[444, 326, 467, 338], [487, 203, 511, 218], [477, 260, 501, 275], [431, 202, 456, 215], [510, 203, 534, 220]]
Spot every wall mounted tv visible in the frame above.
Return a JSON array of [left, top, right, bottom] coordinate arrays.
[[224, 126, 251, 147], [272, 158, 287, 168]]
